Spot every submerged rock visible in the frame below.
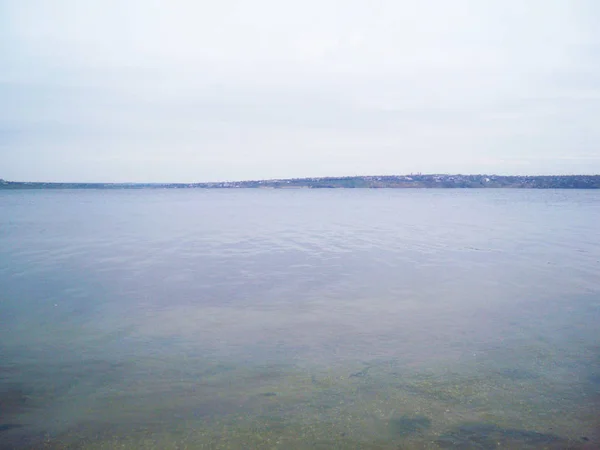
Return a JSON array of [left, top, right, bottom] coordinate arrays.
[[496, 367, 539, 381], [0, 424, 23, 432], [436, 423, 572, 449], [0, 385, 29, 415], [389, 415, 431, 436]]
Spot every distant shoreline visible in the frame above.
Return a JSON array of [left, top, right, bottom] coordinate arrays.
[[1, 174, 600, 189]]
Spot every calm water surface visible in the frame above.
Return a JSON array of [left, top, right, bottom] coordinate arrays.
[[1, 189, 599, 449]]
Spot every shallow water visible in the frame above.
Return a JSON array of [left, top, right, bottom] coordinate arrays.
[[0, 189, 599, 449]]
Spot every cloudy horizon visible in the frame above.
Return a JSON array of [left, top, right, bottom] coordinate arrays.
[[2, 0, 600, 182]]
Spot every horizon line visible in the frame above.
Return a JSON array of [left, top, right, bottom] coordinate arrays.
[[3, 173, 600, 185]]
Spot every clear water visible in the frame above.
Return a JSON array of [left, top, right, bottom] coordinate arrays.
[[0, 189, 599, 449]]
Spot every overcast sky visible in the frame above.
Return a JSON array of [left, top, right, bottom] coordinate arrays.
[[1, 0, 600, 182]]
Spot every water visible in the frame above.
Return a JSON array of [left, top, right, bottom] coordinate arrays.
[[1, 189, 599, 449]]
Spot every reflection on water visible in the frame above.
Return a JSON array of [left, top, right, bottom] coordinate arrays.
[[0, 189, 599, 448]]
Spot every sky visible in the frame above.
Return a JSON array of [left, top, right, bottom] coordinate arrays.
[[1, 0, 600, 182]]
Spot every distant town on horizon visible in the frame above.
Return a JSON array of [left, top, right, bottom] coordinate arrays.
[[2, 174, 600, 189]]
